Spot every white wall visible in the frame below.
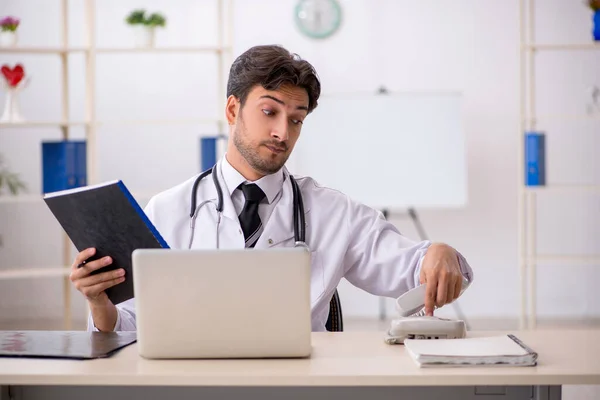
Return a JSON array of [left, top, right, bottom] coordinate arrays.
[[0, 0, 599, 325]]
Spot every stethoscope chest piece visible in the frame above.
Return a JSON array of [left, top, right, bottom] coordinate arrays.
[[294, 241, 309, 250]]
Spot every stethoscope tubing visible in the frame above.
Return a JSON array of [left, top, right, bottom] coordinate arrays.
[[188, 164, 306, 248]]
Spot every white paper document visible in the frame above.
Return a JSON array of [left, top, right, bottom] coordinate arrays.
[[404, 334, 538, 368]]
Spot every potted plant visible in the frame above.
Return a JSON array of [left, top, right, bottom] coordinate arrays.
[[587, 0, 600, 40], [0, 155, 26, 196], [125, 9, 166, 48], [0, 16, 19, 47]]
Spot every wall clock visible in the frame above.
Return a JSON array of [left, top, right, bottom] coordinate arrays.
[[294, 0, 343, 40]]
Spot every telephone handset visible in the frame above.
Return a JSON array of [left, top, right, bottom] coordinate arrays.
[[396, 275, 471, 317], [385, 276, 472, 344]]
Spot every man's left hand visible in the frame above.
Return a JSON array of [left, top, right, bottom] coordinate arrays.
[[419, 243, 463, 316]]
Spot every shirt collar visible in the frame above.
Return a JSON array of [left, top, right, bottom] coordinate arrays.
[[220, 154, 285, 204]]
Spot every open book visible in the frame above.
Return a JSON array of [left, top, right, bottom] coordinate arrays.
[[404, 334, 538, 368]]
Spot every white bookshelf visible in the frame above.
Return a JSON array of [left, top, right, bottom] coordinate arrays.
[[1, 119, 226, 128], [0, 46, 88, 54], [518, 0, 600, 329], [0, 46, 234, 54], [0, 121, 89, 128], [0, 195, 47, 204], [0, 190, 160, 204], [525, 43, 600, 50], [0, 0, 234, 329], [523, 114, 600, 122], [0, 267, 70, 280], [524, 184, 600, 193], [529, 255, 600, 265], [95, 46, 230, 53], [96, 118, 225, 126]]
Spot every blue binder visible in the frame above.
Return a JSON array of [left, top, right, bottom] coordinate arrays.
[[199, 135, 227, 171], [42, 140, 87, 194], [200, 137, 217, 171], [524, 132, 545, 186]]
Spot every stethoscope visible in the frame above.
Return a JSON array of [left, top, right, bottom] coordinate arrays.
[[188, 164, 308, 250]]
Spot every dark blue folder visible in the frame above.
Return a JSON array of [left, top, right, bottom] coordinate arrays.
[[42, 140, 87, 194], [43, 180, 169, 305]]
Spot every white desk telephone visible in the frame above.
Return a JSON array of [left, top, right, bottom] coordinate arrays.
[[384, 276, 472, 344]]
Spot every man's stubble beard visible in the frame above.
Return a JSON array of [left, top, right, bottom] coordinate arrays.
[[233, 114, 290, 175]]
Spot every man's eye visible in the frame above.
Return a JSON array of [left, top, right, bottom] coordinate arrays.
[[291, 119, 303, 125], [262, 109, 274, 116]]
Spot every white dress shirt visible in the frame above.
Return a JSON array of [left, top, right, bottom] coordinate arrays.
[[220, 155, 284, 232]]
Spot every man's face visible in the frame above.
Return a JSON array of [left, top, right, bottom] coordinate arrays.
[[230, 84, 309, 176]]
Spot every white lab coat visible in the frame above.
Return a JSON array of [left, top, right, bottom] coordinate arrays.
[[88, 158, 473, 332]]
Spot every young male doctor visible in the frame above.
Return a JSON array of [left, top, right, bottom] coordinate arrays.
[[70, 44, 474, 332]]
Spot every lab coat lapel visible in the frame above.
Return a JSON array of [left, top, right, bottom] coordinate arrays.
[[193, 167, 237, 222], [219, 186, 240, 224], [189, 169, 240, 250], [191, 161, 244, 250], [255, 173, 310, 249]]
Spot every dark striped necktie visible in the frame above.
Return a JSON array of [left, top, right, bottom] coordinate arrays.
[[238, 183, 266, 248]]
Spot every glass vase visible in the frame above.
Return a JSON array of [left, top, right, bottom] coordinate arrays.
[[0, 87, 24, 122]]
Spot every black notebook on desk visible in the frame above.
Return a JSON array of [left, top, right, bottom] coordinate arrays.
[[0, 331, 137, 359], [43, 180, 169, 305]]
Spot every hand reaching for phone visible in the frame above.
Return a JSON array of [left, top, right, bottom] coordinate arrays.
[[419, 243, 465, 316]]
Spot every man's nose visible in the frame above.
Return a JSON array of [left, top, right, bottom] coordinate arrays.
[[271, 118, 289, 141]]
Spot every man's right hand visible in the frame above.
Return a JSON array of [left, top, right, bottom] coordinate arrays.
[[70, 247, 125, 305], [70, 248, 124, 332]]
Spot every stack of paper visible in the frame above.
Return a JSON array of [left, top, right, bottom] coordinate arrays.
[[404, 334, 538, 368]]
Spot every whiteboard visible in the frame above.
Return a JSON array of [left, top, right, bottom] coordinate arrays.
[[285, 92, 467, 210]]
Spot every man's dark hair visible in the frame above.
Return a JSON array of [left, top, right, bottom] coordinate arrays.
[[226, 45, 321, 114]]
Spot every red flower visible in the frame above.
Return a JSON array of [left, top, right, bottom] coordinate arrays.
[[1, 64, 25, 87]]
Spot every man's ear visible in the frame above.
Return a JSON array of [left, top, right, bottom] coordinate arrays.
[[226, 95, 240, 125]]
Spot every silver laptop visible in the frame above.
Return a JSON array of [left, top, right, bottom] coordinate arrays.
[[131, 248, 312, 359]]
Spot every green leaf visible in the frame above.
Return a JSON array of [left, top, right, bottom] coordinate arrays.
[[145, 13, 166, 27], [0, 170, 25, 196], [0, 154, 26, 196], [126, 9, 146, 25], [7, 176, 17, 195]]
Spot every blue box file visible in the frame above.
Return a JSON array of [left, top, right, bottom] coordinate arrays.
[[200, 135, 227, 172], [524, 132, 545, 186], [42, 140, 87, 193]]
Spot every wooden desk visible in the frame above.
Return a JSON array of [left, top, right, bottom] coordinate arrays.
[[1, 330, 599, 400]]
